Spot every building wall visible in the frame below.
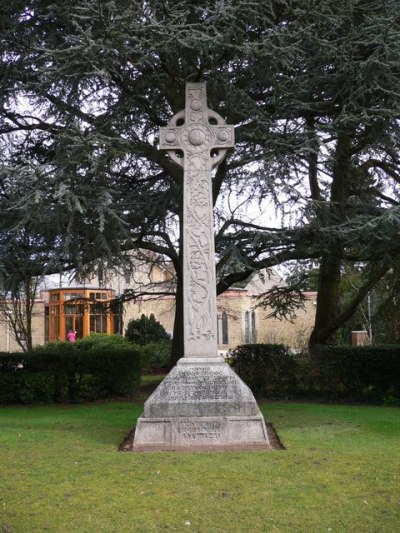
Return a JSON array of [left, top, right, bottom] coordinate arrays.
[[124, 295, 176, 339], [256, 294, 317, 351], [0, 301, 45, 352], [217, 290, 316, 352], [0, 255, 317, 353], [124, 290, 317, 353]]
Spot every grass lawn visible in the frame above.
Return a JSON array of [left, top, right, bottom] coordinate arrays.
[[0, 393, 399, 532]]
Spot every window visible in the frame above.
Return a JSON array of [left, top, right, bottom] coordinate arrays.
[[65, 304, 83, 316], [90, 291, 107, 300], [124, 269, 131, 285], [46, 288, 115, 342], [244, 311, 250, 344], [65, 292, 83, 300], [221, 312, 229, 345], [251, 311, 257, 343], [90, 314, 107, 333], [244, 310, 257, 344], [50, 315, 60, 339], [90, 302, 107, 333]]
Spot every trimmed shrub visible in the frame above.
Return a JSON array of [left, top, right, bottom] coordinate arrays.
[[309, 345, 400, 402], [125, 314, 171, 345], [229, 343, 400, 403], [229, 343, 297, 398], [32, 341, 74, 352], [33, 334, 131, 352], [139, 342, 171, 373], [0, 346, 141, 404], [75, 333, 132, 350]]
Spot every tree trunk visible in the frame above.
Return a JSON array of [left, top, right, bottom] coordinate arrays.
[[25, 279, 34, 352], [170, 209, 184, 368], [309, 254, 341, 349], [170, 271, 184, 367], [309, 131, 352, 350], [26, 311, 33, 352], [310, 262, 390, 349]]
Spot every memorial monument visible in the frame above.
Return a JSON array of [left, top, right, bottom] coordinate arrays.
[[133, 83, 272, 450]]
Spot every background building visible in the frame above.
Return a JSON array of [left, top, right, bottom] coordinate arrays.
[[0, 256, 316, 353]]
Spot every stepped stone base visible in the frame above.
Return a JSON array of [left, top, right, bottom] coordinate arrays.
[[133, 357, 272, 451]]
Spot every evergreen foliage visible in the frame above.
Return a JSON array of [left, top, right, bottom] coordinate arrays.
[[310, 345, 400, 403], [1, 1, 400, 356], [139, 342, 171, 373], [34, 333, 132, 352], [367, 268, 400, 344], [125, 313, 171, 345], [229, 343, 400, 403], [73, 333, 132, 350], [229, 343, 297, 398], [0, 346, 141, 403]]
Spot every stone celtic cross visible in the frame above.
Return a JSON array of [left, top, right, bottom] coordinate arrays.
[[133, 83, 270, 451], [159, 83, 235, 358]]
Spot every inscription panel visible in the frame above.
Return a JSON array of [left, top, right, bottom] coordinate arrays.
[[165, 367, 239, 401], [177, 420, 223, 440]]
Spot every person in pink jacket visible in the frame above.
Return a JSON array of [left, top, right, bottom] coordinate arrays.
[[67, 329, 77, 343]]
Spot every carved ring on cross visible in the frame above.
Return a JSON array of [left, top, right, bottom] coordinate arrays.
[[161, 108, 231, 169]]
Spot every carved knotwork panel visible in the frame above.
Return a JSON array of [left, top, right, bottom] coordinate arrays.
[[159, 82, 235, 356]]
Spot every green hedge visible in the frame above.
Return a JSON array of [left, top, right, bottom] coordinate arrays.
[[309, 345, 400, 403], [139, 342, 171, 373], [0, 347, 141, 404], [34, 333, 132, 352], [229, 344, 297, 398], [229, 343, 400, 403]]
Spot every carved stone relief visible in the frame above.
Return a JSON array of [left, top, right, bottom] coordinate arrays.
[[159, 82, 234, 356]]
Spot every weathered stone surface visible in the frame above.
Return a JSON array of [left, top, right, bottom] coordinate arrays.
[[159, 82, 234, 359], [132, 82, 273, 451], [141, 358, 260, 417], [133, 357, 272, 450], [133, 415, 269, 450]]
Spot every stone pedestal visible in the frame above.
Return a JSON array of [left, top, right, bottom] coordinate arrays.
[[133, 357, 272, 451]]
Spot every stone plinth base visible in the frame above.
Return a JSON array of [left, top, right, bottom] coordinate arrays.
[[132, 357, 273, 451]]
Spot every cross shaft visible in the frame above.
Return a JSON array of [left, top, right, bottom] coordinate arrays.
[[160, 83, 235, 358]]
